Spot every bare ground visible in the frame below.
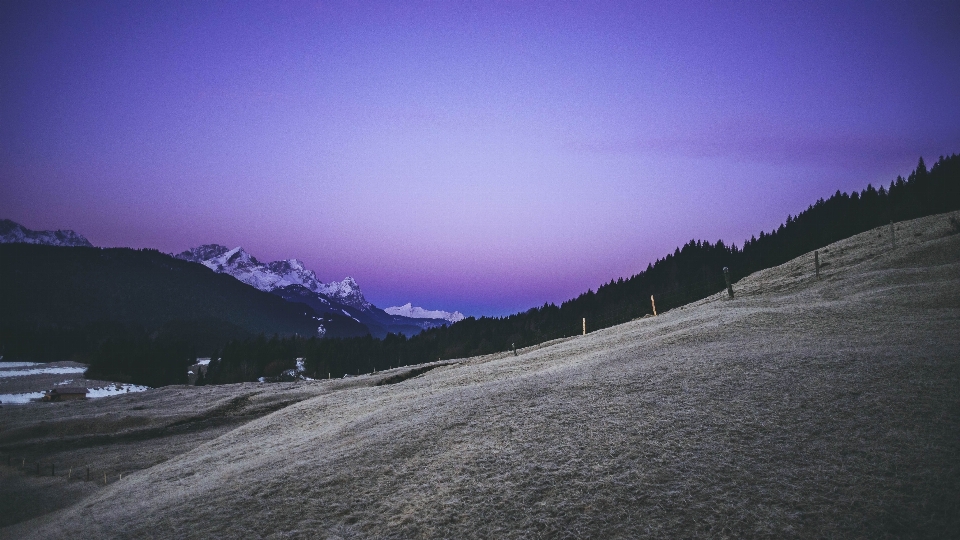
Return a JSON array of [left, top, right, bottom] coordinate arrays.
[[2, 212, 959, 539]]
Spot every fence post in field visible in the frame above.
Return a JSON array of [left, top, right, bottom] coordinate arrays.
[[582, 318, 586, 335], [815, 250, 820, 279], [651, 295, 657, 316], [723, 267, 734, 299]]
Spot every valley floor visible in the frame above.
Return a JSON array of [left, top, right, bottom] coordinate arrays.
[[2, 212, 959, 539]]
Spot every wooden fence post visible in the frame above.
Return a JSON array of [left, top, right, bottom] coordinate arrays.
[[582, 318, 586, 335], [815, 250, 820, 279], [651, 295, 657, 316], [723, 267, 734, 299]]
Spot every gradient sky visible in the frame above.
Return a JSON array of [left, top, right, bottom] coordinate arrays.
[[2, 1, 959, 316]]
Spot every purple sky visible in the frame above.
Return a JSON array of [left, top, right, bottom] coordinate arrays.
[[2, 1, 959, 316]]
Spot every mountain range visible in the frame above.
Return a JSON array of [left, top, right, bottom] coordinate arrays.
[[175, 244, 459, 338], [0, 218, 93, 247], [1, 219, 462, 340]]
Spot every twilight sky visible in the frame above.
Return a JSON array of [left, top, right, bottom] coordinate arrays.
[[2, 1, 959, 316]]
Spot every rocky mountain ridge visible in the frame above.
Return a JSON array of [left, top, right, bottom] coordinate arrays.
[[176, 244, 371, 310], [0, 219, 93, 247], [384, 303, 464, 324], [175, 244, 456, 337]]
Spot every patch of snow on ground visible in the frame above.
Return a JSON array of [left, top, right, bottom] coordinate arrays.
[[0, 384, 147, 404], [0, 362, 43, 368], [86, 384, 150, 398], [0, 392, 46, 404], [0, 366, 87, 378]]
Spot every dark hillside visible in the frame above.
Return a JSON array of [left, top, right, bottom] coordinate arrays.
[[0, 246, 342, 384], [0, 245, 321, 334]]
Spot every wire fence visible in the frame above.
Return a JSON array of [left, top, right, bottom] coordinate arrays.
[[1, 452, 127, 487], [495, 278, 733, 354]]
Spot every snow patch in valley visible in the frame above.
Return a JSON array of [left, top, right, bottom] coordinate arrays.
[[0, 362, 43, 368], [0, 392, 46, 404], [0, 366, 87, 378], [0, 383, 150, 404], [87, 383, 150, 398]]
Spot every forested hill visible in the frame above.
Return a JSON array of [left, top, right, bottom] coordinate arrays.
[[205, 154, 960, 383], [0, 245, 368, 384]]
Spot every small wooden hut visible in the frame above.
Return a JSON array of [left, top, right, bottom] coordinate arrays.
[[43, 387, 89, 402]]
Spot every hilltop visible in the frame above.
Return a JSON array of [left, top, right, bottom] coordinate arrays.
[[2, 212, 958, 538]]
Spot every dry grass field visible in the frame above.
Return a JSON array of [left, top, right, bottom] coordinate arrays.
[[2, 212, 959, 539]]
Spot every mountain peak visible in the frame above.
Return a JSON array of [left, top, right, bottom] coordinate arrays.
[[176, 244, 230, 263], [317, 276, 370, 310], [0, 219, 94, 248], [384, 303, 465, 323], [175, 245, 371, 310]]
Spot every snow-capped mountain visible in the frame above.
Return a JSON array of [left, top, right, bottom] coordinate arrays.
[[385, 303, 465, 323], [0, 219, 93, 247], [176, 244, 371, 310], [176, 243, 462, 338]]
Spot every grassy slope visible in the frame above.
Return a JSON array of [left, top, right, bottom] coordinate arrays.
[[4, 212, 960, 538]]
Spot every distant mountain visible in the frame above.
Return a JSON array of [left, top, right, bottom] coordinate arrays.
[[176, 244, 456, 338], [0, 218, 93, 247], [385, 303, 465, 323], [176, 244, 371, 310]]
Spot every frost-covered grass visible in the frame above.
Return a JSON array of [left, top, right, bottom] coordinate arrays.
[[4, 213, 960, 539]]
